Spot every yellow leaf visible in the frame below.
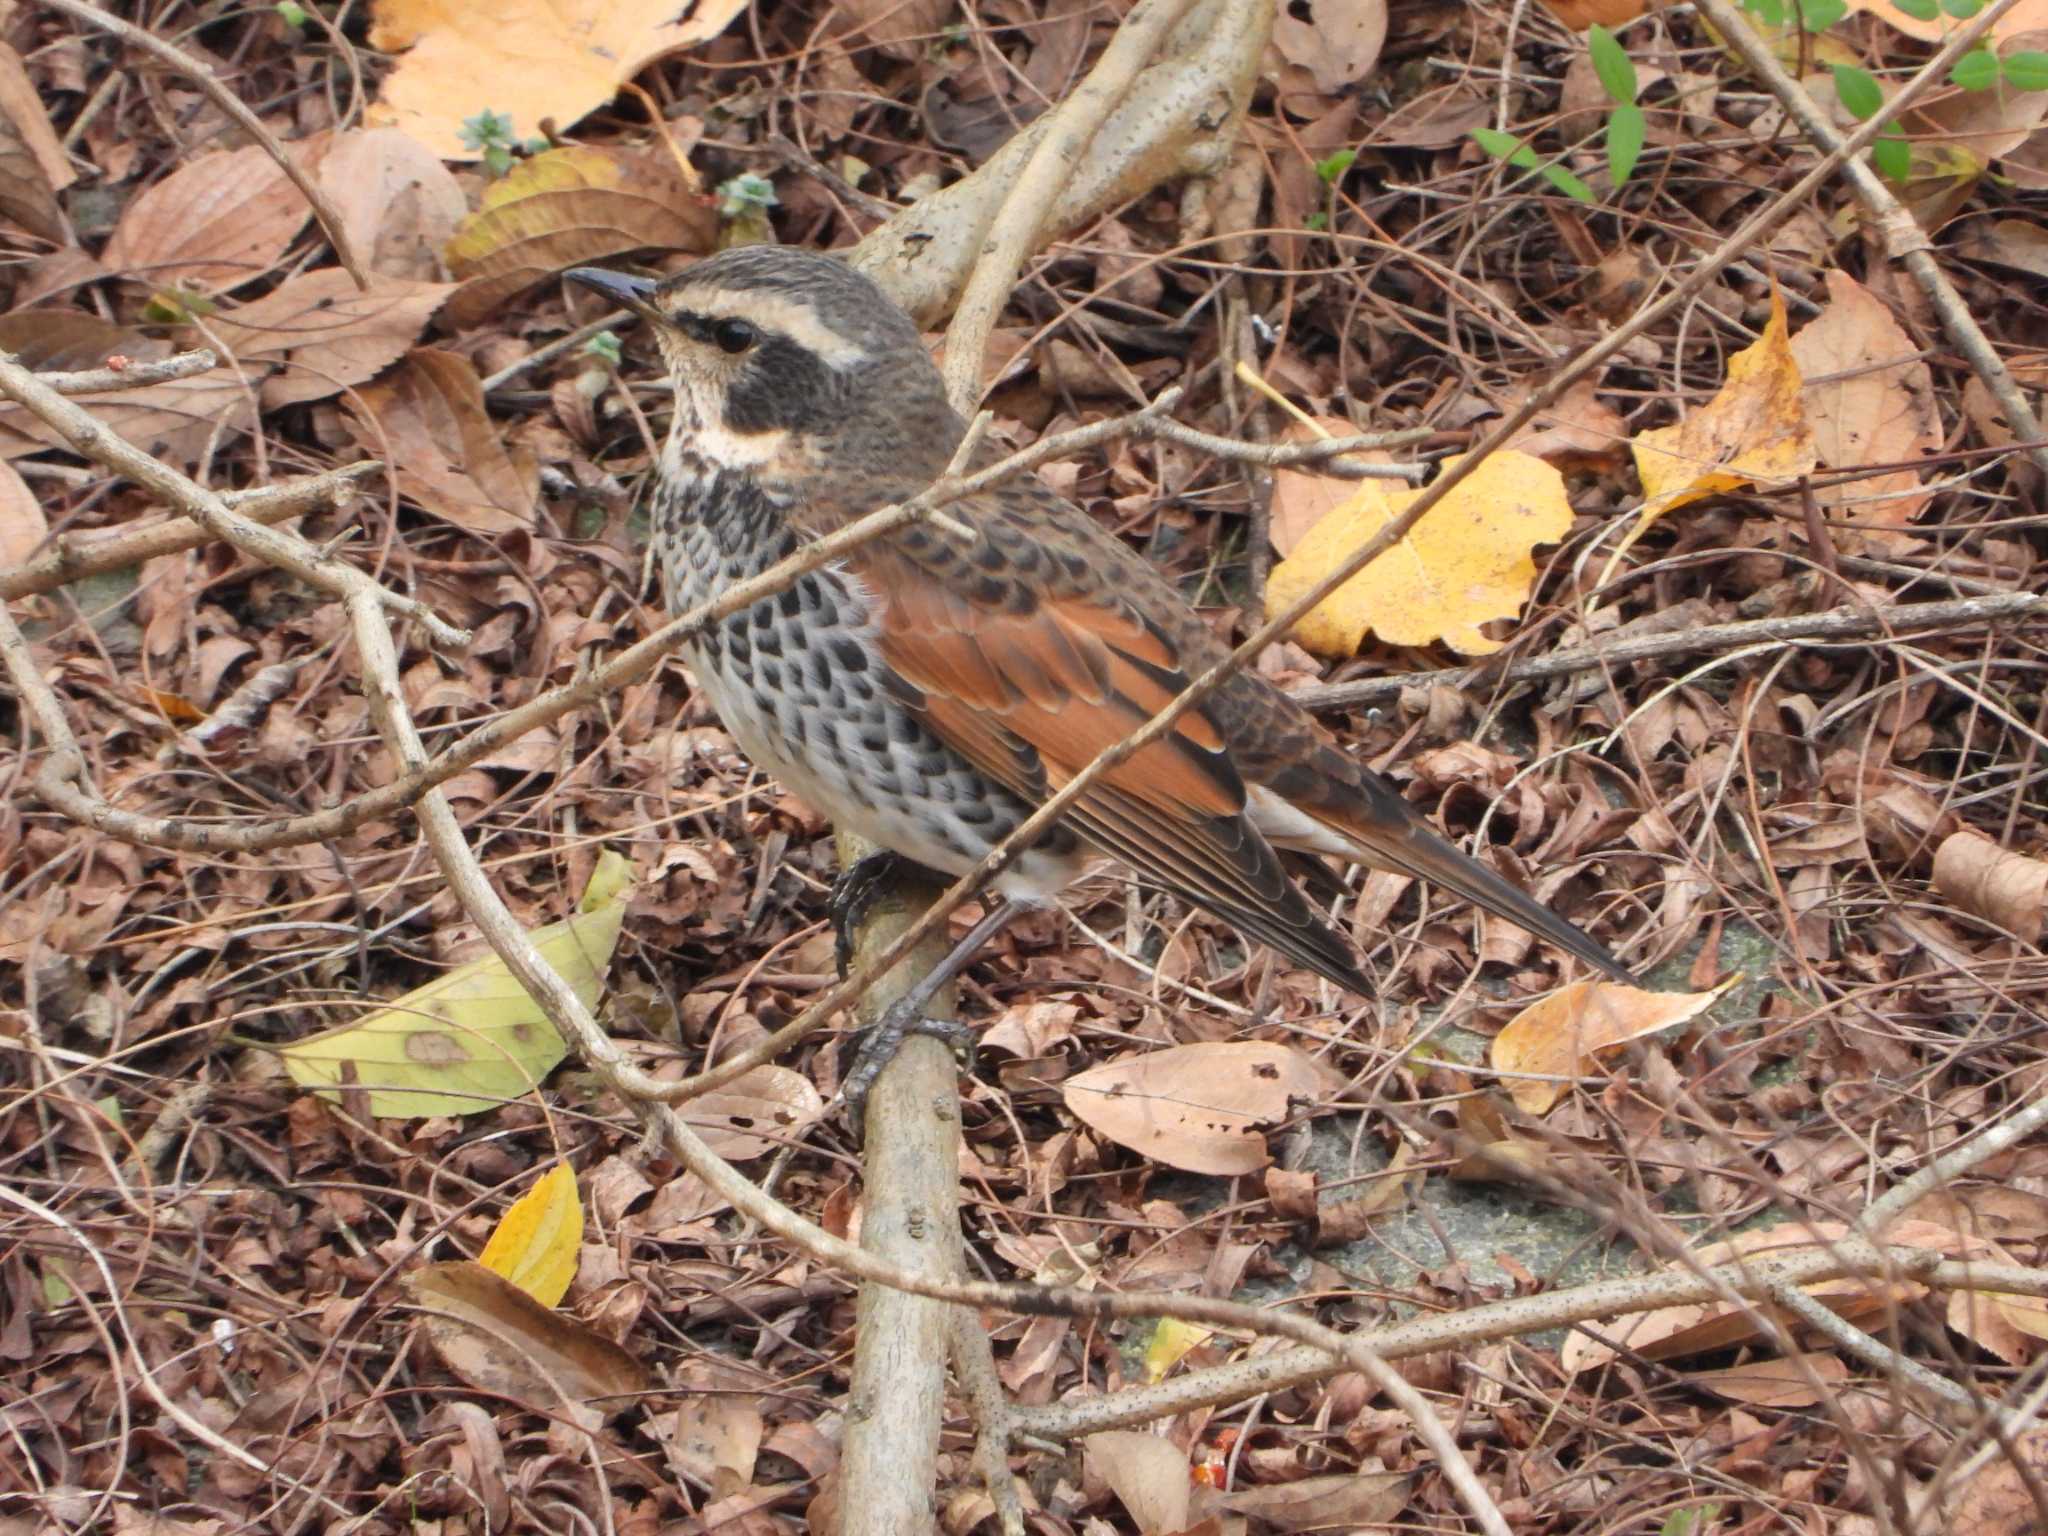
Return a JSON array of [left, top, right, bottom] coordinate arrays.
[[282, 849, 634, 1117], [479, 1161, 582, 1307], [1142, 1317, 1213, 1383], [366, 0, 748, 159], [1492, 977, 1738, 1115], [1264, 449, 1574, 657], [1620, 289, 1816, 569]]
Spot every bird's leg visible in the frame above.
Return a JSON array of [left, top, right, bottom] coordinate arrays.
[[840, 897, 1029, 1138], [828, 848, 944, 979]]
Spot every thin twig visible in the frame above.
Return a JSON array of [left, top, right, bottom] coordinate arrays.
[[40, 0, 370, 289], [34, 349, 218, 393], [1288, 591, 2048, 713], [1, 462, 380, 602]]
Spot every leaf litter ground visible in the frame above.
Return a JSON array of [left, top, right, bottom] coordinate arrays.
[[6, 1, 2048, 1532]]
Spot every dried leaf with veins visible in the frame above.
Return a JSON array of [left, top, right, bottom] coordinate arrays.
[[102, 144, 315, 293], [406, 1261, 649, 1424], [1788, 271, 1940, 551], [679, 1065, 824, 1161], [0, 41, 70, 244], [366, 0, 748, 157], [1266, 448, 1574, 656], [346, 349, 538, 535], [1266, 414, 1389, 557], [443, 146, 716, 329], [1062, 1041, 1346, 1175], [1621, 289, 1817, 569], [1083, 1431, 1190, 1536], [1848, 0, 2048, 45], [0, 310, 252, 469], [205, 269, 451, 409], [1491, 977, 1735, 1115], [1270, 0, 1387, 97], [316, 128, 469, 282], [0, 459, 47, 571], [1933, 831, 2048, 943]]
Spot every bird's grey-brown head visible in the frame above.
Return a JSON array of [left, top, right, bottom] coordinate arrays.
[[568, 248, 958, 478]]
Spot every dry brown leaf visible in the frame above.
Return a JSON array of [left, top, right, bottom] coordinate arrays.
[[1265, 449, 1573, 657], [829, 0, 954, 58], [656, 1370, 764, 1500], [1561, 1219, 1960, 1372], [206, 269, 451, 409], [406, 1260, 650, 1421], [1849, 0, 2048, 44], [0, 311, 252, 468], [102, 145, 313, 293], [1082, 1431, 1189, 1536], [0, 42, 70, 244], [1271, 0, 1387, 97], [1943, 1426, 2048, 1536], [680, 1065, 824, 1160], [1501, 373, 1629, 467], [1623, 289, 1816, 565], [1267, 415, 1388, 557], [316, 127, 468, 282], [346, 349, 538, 534], [1965, 217, 2048, 280], [443, 147, 715, 329], [1217, 1470, 1411, 1528], [1788, 271, 1940, 547], [367, 0, 749, 158], [0, 458, 47, 570], [1540, 0, 1650, 25], [1933, 830, 2048, 943], [1690, 1353, 1848, 1408], [1492, 978, 1735, 1115], [1062, 1041, 1346, 1175]]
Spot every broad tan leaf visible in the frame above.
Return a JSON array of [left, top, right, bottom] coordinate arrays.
[[681, 1066, 824, 1160], [0, 458, 47, 571], [1540, 0, 1648, 25], [1082, 1431, 1190, 1536], [1848, 0, 2048, 44], [443, 147, 715, 329], [1217, 1471, 1410, 1528], [366, 0, 748, 158], [345, 349, 538, 535], [1492, 978, 1735, 1115], [281, 849, 632, 1117], [206, 269, 451, 409], [0, 311, 252, 469], [1267, 415, 1388, 557], [1933, 831, 2048, 943], [657, 1366, 764, 1501], [1265, 448, 1574, 657], [316, 127, 468, 282], [1690, 1354, 1848, 1408], [478, 1161, 582, 1307], [407, 1260, 649, 1419], [1622, 289, 1816, 566], [1788, 271, 1940, 548], [1062, 1041, 1347, 1175], [1271, 0, 1387, 96], [102, 145, 313, 292], [1560, 1219, 1959, 1372], [0, 41, 69, 243]]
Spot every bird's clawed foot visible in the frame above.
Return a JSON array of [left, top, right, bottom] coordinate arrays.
[[829, 849, 941, 978], [841, 995, 978, 1140]]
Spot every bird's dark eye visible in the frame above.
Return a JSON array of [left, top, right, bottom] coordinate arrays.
[[712, 318, 758, 355]]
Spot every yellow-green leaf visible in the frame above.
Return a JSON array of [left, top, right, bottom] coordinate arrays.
[[1143, 1317, 1214, 1383], [281, 850, 634, 1117], [479, 1161, 582, 1306], [1264, 449, 1574, 657]]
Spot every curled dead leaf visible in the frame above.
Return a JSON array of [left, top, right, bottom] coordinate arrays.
[[1062, 1041, 1347, 1175], [1492, 978, 1736, 1115], [407, 1260, 649, 1421], [443, 146, 716, 329], [346, 349, 538, 535], [1933, 831, 2048, 943]]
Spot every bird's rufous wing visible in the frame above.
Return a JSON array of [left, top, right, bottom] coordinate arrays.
[[847, 536, 1369, 992]]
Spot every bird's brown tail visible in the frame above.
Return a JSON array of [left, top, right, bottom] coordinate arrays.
[[1313, 783, 1634, 984]]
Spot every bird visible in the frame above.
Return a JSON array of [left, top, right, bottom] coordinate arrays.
[[568, 248, 1631, 1129]]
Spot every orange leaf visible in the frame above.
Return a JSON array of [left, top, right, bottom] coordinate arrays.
[[1492, 978, 1735, 1114]]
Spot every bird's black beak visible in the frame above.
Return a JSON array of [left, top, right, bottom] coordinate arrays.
[[566, 267, 659, 317]]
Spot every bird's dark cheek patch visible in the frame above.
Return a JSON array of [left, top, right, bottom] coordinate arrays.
[[722, 338, 832, 433]]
